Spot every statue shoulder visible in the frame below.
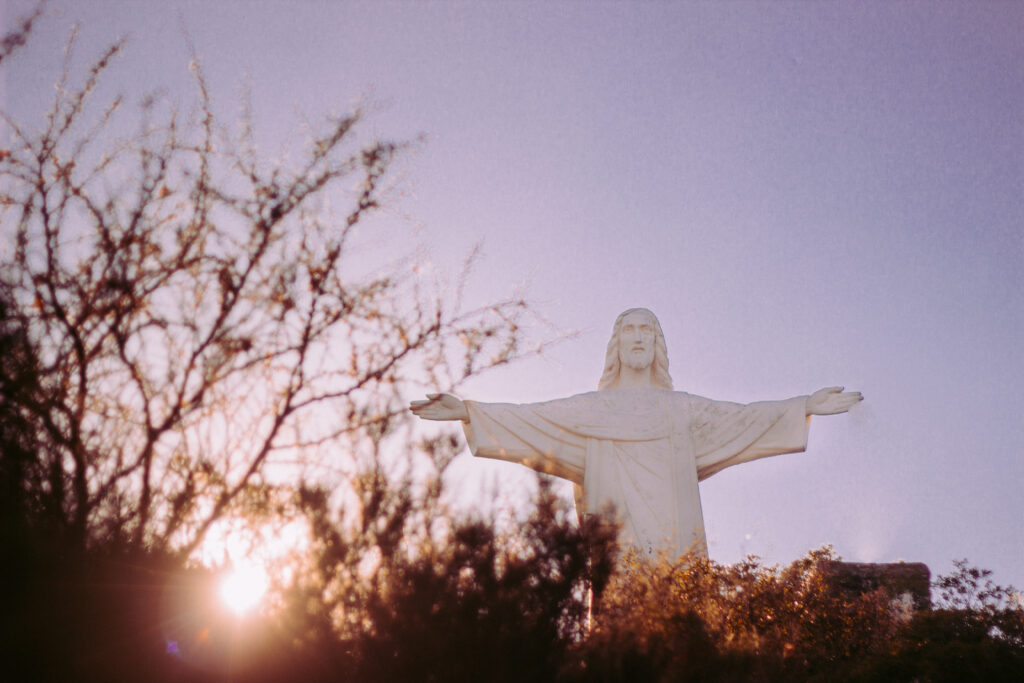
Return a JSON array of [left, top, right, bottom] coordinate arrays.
[[670, 390, 710, 405], [532, 390, 604, 411]]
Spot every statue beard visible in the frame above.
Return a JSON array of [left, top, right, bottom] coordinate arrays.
[[622, 349, 654, 372]]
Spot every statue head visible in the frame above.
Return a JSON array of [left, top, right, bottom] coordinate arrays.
[[598, 308, 673, 391]]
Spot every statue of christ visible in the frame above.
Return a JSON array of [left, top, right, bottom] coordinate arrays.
[[410, 308, 861, 557]]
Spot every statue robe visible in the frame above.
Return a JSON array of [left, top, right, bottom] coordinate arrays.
[[462, 389, 809, 556]]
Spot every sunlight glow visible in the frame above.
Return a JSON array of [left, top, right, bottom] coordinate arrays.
[[219, 564, 269, 614]]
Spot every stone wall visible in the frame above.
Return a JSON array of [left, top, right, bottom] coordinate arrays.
[[822, 561, 931, 610]]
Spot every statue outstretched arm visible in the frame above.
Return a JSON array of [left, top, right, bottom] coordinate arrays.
[[806, 386, 863, 415], [409, 393, 470, 422]]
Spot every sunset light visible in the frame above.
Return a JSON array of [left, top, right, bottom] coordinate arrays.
[[219, 565, 269, 614]]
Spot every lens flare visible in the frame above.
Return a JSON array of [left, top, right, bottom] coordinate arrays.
[[219, 564, 268, 614]]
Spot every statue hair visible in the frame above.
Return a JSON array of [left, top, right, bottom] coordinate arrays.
[[598, 308, 674, 391]]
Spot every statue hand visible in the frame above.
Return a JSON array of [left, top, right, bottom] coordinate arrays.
[[409, 393, 469, 422], [806, 386, 863, 416]]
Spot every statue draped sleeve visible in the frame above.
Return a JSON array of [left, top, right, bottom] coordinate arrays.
[[462, 393, 810, 484], [688, 396, 810, 480], [461, 399, 589, 484]]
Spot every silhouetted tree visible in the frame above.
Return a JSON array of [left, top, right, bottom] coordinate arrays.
[[0, 8, 535, 559], [0, 8, 552, 680]]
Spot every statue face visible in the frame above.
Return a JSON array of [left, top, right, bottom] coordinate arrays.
[[618, 310, 656, 372]]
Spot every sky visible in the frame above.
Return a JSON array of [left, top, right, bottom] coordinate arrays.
[[3, 0, 1022, 589]]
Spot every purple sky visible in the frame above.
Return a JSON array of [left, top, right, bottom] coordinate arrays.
[[4, 1, 1022, 588]]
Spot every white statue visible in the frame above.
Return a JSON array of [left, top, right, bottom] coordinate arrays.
[[411, 308, 861, 557]]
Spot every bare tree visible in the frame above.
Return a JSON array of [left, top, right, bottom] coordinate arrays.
[[0, 21, 536, 558]]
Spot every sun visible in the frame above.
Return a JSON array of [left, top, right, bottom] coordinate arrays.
[[219, 564, 269, 614], [198, 516, 311, 616]]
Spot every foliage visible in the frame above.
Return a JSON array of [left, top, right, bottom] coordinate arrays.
[[856, 561, 1024, 682], [568, 547, 897, 682], [560, 550, 1024, 683], [262, 439, 620, 683], [2, 439, 620, 683], [7, 520, 1021, 682]]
